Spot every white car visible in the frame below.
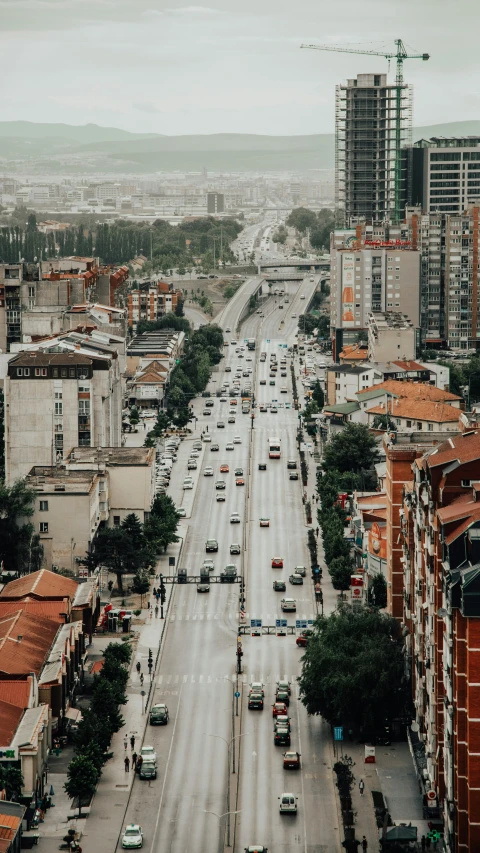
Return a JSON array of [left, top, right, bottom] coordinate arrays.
[[140, 745, 156, 762], [281, 598, 296, 612], [204, 467, 214, 476], [230, 512, 241, 524], [176, 507, 186, 517], [183, 478, 194, 490], [122, 824, 144, 848], [226, 443, 234, 450], [233, 436, 242, 444], [189, 450, 200, 458], [279, 793, 297, 814]]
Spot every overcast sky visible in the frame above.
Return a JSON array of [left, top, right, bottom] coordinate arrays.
[[2, 0, 479, 136]]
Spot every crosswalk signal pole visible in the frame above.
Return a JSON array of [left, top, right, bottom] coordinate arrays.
[[160, 575, 166, 619]]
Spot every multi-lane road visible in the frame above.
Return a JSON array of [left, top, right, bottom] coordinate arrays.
[[121, 277, 340, 853]]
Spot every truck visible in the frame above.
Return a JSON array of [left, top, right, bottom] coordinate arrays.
[[247, 338, 255, 351]]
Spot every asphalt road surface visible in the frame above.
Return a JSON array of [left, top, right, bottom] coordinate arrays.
[[121, 277, 339, 853]]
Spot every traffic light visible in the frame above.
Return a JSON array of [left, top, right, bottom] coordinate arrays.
[[160, 585, 166, 604]]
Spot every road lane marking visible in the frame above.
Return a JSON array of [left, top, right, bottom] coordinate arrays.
[[149, 682, 184, 853]]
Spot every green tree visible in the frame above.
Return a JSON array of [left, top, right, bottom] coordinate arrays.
[[328, 555, 353, 590], [369, 574, 388, 609], [372, 414, 396, 431], [322, 423, 378, 476], [64, 755, 99, 816], [0, 764, 24, 801], [129, 407, 140, 429], [437, 360, 464, 397], [91, 527, 143, 593], [317, 315, 330, 340], [103, 641, 132, 666], [312, 380, 325, 409], [174, 298, 185, 317], [132, 571, 150, 605], [144, 493, 180, 554], [120, 513, 144, 551], [0, 480, 39, 574], [298, 608, 406, 736], [286, 207, 318, 234]]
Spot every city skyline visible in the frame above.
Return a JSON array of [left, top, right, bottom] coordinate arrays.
[[2, 0, 479, 136]]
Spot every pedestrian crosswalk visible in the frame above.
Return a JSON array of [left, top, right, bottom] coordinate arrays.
[[155, 672, 300, 687], [168, 611, 315, 622]]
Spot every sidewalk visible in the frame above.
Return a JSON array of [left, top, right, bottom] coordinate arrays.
[[38, 531, 186, 853]]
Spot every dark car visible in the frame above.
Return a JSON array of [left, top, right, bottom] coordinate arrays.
[[248, 693, 264, 710], [258, 462, 267, 471], [205, 539, 218, 552], [273, 580, 286, 592], [289, 472, 299, 480], [276, 689, 290, 706], [274, 726, 290, 746]]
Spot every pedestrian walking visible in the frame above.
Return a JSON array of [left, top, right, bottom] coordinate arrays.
[[153, 587, 157, 597], [149, 609, 153, 619], [361, 837, 368, 852], [155, 605, 159, 618], [136, 661, 141, 675], [124, 756, 130, 772], [140, 673, 144, 685], [132, 752, 137, 770], [123, 736, 128, 751], [147, 601, 151, 609], [156, 592, 160, 603], [359, 778, 365, 797], [130, 735, 135, 750]]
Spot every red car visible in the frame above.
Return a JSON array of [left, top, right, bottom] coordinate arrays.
[[236, 477, 245, 486], [296, 631, 313, 648], [272, 702, 288, 717], [283, 751, 301, 769], [220, 464, 229, 473], [271, 557, 284, 568]]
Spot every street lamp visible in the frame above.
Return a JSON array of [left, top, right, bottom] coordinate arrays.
[[203, 809, 241, 848], [207, 733, 250, 846]]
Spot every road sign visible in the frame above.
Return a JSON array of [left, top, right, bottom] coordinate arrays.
[[296, 619, 307, 629], [234, 690, 240, 698], [250, 619, 262, 627], [334, 726, 343, 742], [307, 619, 314, 626], [275, 619, 287, 627]]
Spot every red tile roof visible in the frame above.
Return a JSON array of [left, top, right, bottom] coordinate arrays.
[[358, 379, 461, 403], [392, 360, 427, 371], [0, 612, 59, 676], [0, 598, 69, 623], [367, 399, 460, 423], [0, 678, 32, 709], [0, 569, 78, 601], [426, 430, 480, 469], [0, 699, 23, 744]]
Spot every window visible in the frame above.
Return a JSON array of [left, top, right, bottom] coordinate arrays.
[[54, 391, 62, 400], [61, 368, 67, 378], [35, 368, 47, 377], [40, 522, 49, 533], [113, 516, 120, 526], [406, 420, 412, 427], [462, 479, 472, 487], [55, 402, 63, 416], [69, 368, 76, 378], [24, 368, 30, 377], [428, 423, 434, 431], [52, 368, 59, 378], [396, 418, 401, 426], [39, 500, 48, 511], [417, 422, 423, 430], [17, 368, 23, 377]]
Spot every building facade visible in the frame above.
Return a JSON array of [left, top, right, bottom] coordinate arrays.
[[335, 73, 412, 224], [408, 137, 480, 214]]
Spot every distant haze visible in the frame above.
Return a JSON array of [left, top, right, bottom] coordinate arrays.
[[1, 120, 480, 174], [0, 0, 479, 136]]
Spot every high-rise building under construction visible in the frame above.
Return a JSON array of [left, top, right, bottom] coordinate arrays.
[[335, 73, 412, 225]]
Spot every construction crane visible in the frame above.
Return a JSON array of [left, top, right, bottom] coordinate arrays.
[[301, 39, 430, 222]]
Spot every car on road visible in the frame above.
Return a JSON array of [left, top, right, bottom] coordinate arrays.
[[277, 680, 291, 695], [202, 409, 211, 416], [217, 421, 225, 428], [271, 557, 284, 568], [258, 462, 267, 470], [140, 746, 156, 762], [216, 493, 226, 502], [190, 449, 200, 457], [271, 406, 278, 413], [274, 727, 290, 746], [233, 435, 242, 444], [260, 379, 266, 385], [226, 443, 234, 450], [122, 824, 144, 848], [204, 467, 214, 476], [283, 751, 301, 769], [228, 416, 236, 423], [203, 433, 211, 442], [248, 693, 264, 710], [230, 543, 241, 555], [202, 559, 215, 571], [225, 366, 232, 372], [249, 682, 264, 696], [187, 460, 197, 470], [276, 689, 290, 706], [281, 598, 296, 612], [289, 573, 303, 585], [183, 478, 193, 489], [279, 793, 298, 814], [291, 313, 297, 318], [259, 404, 267, 412], [220, 463, 229, 473], [259, 518, 270, 527], [176, 507, 186, 517], [272, 702, 288, 717], [197, 580, 210, 592], [296, 631, 312, 648], [235, 467, 244, 476], [150, 704, 169, 725], [215, 480, 226, 489], [230, 512, 240, 523], [236, 477, 245, 486], [273, 580, 286, 592], [220, 564, 237, 582], [289, 472, 299, 480], [269, 379, 275, 386], [210, 443, 219, 451], [205, 539, 218, 552], [293, 566, 307, 577]]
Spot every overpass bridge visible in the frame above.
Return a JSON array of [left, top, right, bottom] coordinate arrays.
[[258, 257, 330, 273]]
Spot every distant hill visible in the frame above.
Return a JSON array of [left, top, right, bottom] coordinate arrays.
[[0, 120, 479, 173]]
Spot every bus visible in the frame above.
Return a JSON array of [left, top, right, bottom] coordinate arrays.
[[268, 436, 281, 459]]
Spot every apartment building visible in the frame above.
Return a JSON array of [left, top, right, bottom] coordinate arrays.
[[400, 430, 480, 852], [368, 312, 418, 362], [408, 137, 480, 214], [365, 398, 462, 433], [127, 281, 182, 329], [335, 73, 412, 223], [329, 233, 420, 356], [206, 192, 225, 214], [25, 446, 155, 571], [4, 346, 122, 483]]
